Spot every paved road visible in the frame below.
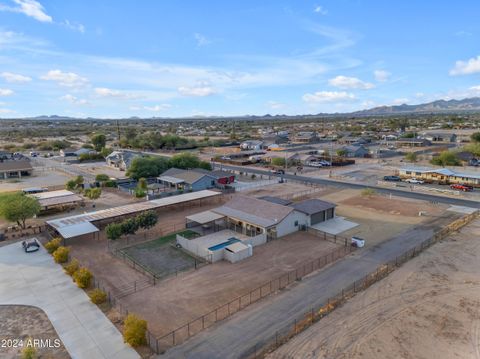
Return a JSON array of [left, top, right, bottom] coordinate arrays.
[[161, 213, 465, 359], [214, 163, 480, 209]]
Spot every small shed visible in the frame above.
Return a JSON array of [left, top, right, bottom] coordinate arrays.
[[225, 242, 252, 263]]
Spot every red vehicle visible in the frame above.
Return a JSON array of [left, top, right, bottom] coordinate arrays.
[[450, 184, 474, 192]]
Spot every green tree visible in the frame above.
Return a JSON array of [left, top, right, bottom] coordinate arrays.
[[405, 152, 418, 162], [100, 147, 113, 158], [123, 314, 147, 347], [66, 179, 77, 191], [137, 177, 148, 190], [84, 187, 102, 200], [168, 152, 205, 169], [136, 211, 158, 230], [430, 151, 461, 166], [95, 174, 110, 182], [120, 218, 139, 235], [0, 192, 41, 229], [105, 223, 122, 241], [471, 132, 480, 143], [127, 156, 170, 179], [91, 133, 106, 152], [336, 149, 347, 157]]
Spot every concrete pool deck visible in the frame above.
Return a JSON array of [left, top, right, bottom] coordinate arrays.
[[0, 241, 139, 359]]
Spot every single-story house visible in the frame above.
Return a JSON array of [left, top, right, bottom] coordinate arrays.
[[60, 148, 78, 157], [292, 132, 318, 144], [212, 196, 308, 240], [340, 137, 371, 145], [341, 145, 370, 158], [0, 159, 32, 179], [240, 140, 264, 151], [398, 167, 480, 186], [157, 168, 217, 191], [395, 138, 431, 147], [105, 150, 144, 171], [420, 132, 457, 142]]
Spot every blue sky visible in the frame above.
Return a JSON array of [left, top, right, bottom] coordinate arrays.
[[0, 0, 480, 118]]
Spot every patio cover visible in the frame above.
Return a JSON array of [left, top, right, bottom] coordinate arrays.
[[186, 210, 225, 225]]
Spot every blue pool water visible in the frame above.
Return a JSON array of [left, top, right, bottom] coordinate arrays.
[[208, 238, 241, 251]]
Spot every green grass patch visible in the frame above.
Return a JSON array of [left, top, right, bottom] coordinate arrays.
[[135, 229, 199, 249]]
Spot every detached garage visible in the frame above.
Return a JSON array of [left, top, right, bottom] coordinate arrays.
[[289, 199, 336, 226]]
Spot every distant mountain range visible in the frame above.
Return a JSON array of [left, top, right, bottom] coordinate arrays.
[[6, 97, 480, 121], [349, 97, 480, 116]]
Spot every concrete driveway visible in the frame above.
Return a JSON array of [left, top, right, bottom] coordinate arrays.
[[0, 241, 139, 359]]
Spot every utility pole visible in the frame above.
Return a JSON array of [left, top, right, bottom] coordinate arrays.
[[116, 120, 121, 148]]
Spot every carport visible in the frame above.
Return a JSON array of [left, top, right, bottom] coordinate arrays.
[[52, 222, 100, 244]]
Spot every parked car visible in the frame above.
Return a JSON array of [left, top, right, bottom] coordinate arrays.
[[405, 178, 424, 184], [274, 169, 285, 175], [22, 238, 40, 253], [306, 161, 323, 167], [319, 160, 331, 166], [351, 237, 365, 248], [450, 184, 474, 192], [383, 175, 401, 182]]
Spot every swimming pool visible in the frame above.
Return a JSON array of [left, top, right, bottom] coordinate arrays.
[[208, 238, 241, 251]]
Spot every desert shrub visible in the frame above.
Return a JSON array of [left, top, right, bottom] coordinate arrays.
[[361, 188, 376, 197], [64, 258, 79, 276], [123, 313, 147, 347], [21, 344, 37, 359], [73, 267, 92, 288], [53, 246, 70, 263], [45, 238, 61, 254], [89, 288, 107, 304]]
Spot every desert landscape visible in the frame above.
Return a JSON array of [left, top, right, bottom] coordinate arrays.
[[269, 218, 480, 359]]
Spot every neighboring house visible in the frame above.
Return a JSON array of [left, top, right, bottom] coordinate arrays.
[[195, 168, 236, 186], [398, 167, 480, 186], [157, 168, 217, 191], [382, 134, 399, 141], [395, 138, 431, 147], [340, 137, 371, 145], [341, 145, 370, 158], [105, 150, 143, 171], [420, 132, 457, 142], [74, 148, 97, 156], [240, 140, 264, 151], [292, 132, 318, 144], [60, 148, 78, 157], [0, 159, 33, 179]]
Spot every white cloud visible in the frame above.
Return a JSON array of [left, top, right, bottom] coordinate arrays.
[[328, 75, 374, 90], [62, 20, 85, 33], [60, 94, 88, 105], [194, 33, 211, 47], [144, 104, 171, 112], [0, 71, 31, 83], [0, 88, 14, 96], [302, 91, 355, 103], [374, 70, 391, 82], [40, 70, 88, 87], [469, 85, 480, 91], [178, 82, 216, 97], [267, 101, 286, 110], [94, 87, 140, 100], [450, 56, 480, 75], [0, 0, 52, 22], [314, 5, 327, 15]]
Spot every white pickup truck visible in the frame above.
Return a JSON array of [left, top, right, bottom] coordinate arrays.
[[405, 178, 424, 184]]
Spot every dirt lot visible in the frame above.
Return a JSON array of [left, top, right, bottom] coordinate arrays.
[[121, 232, 342, 338], [0, 305, 70, 359], [0, 168, 71, 193], [242, 181, 332, 200], [269, 218, 480, 359]]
